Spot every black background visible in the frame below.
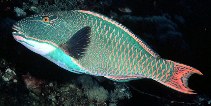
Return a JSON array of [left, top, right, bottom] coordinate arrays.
[[0, 0, 211, 105]]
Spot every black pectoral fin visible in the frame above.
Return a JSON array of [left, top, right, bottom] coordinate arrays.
[[60, 26, 91, 59]]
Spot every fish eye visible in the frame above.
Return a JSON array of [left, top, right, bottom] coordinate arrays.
[[42, 16, 50, 22]]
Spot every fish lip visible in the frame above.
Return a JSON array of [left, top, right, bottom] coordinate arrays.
[[13, 35, 26, 42]]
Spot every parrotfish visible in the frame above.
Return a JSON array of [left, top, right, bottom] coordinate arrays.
[[12, 10, 202, 94]]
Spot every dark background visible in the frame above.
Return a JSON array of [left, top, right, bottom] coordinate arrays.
[[0, 0, 211, 105]]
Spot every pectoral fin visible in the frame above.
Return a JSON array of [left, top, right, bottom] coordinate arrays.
[[60, 26, 91, 59]]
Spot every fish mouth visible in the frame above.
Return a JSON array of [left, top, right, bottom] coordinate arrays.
[[13, 34, 35, 48], [12, 25, 25, 41]]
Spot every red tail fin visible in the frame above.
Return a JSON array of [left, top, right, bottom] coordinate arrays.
[[160, 60, 203, 94]]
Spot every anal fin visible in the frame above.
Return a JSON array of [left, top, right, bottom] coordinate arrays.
[[105, 75, 145, 82]]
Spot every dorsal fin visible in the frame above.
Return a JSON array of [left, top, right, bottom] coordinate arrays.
[[79, 10, 160, 58], [60, 26, 91, 59]]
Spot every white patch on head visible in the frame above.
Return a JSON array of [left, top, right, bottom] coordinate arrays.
[[14, 35, 56, 55]]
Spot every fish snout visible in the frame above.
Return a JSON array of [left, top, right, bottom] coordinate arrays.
[[12, 24, 26, 42]]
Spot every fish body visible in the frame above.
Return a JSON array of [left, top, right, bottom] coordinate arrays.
[[12, 10, 202, 94]]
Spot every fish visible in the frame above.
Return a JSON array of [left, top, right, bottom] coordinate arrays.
[[12, 10, 202, 94]]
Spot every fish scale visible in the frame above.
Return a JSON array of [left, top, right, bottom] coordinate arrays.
[[12, 10, 203, 94], [81, 18, 148, 76]]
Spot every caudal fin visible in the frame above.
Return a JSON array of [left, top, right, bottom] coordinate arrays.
[[160, 60, 203, 94]]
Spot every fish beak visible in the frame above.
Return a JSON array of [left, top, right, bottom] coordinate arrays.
[[12, 25, 25, 41], [12, 24, 24, 34]]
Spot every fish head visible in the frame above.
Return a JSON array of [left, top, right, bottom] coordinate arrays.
[[12, 12, 70, 55]]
